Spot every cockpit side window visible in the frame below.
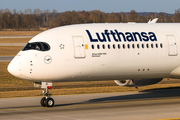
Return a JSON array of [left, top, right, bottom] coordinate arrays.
[[36, 43, 42, 50], [22, 42, 50, 51], [43, 43, 50, 51]]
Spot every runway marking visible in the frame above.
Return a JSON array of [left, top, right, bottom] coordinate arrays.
[[1, 97, 180, 112]]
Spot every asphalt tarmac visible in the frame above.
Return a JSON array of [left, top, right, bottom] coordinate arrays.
[[0, 43, 26, 46], [1, 89, 180, 120], [0, 56, 14, 62], [0, 35, 31, 46]]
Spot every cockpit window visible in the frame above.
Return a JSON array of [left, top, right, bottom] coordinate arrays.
[[43, 43, 50, 51], [22, 42, 50, 51]]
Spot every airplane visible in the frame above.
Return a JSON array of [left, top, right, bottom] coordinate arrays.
[[7, 18, 180, 107]]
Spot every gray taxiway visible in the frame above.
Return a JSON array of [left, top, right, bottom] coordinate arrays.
[[0, 35, 33, 46], [1, 89, 180, 120], [0, 56, 14, 62], [0, 35, 30, 62], [0, 43, 26, 46]]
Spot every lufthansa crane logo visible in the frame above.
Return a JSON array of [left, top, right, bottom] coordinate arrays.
[[44, 55, 52, 64]]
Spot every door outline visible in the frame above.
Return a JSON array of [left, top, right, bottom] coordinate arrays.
[[72, 36, 86, 58], [166, 35, 178, 56]]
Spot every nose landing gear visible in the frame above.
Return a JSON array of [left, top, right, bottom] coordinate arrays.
[[40, 88, 54, 107], [34, 82, 54, 107]]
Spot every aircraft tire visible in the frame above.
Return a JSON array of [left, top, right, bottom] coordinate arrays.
[[45, 98, 54, 107], [40, 97, 46, 107]]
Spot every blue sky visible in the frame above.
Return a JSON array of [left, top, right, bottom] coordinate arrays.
[[0, 0, 179, 14]]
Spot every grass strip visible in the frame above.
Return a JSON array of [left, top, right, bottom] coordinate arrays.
[[1, 62, 180, 98], [0, 62, 32, 87], [1, 84, 180, 98]]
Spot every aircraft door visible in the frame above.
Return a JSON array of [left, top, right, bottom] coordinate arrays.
[[166, 35, 178, 56], [72, 36, 86, 58]]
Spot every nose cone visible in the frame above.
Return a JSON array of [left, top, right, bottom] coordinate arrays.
[[7, 57, 20, 77]]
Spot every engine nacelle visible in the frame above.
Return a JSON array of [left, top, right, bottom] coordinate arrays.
[[114, 78, 163, 87]]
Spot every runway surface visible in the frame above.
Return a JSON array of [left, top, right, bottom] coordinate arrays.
[[1, 89, 180, 120], [0, 35, 32, 46], [0, 56, 14, 62], [0, 43, 26, 46]]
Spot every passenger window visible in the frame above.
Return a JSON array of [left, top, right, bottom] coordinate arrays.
[[156, 43, 158, 48], [132, 44, 135, 49], [160, 43, 163, 48], [92, 45, 94, 49], [127, 44, 130, 49], [97, 44, 100, 49], [123, 44, 125, 49], [146, 44, 149, 48], [118, 44, 120, 49], [113, 44, 115, 49], [142, 44, 144, 48], [102, 44, 105, 49], [108, 44, 110, 49], [151, 44, 153, 48], [137, 44, 139, 48]]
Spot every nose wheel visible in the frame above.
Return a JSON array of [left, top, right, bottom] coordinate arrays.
[[41, 97, 54, 107], [40, 88, 54, 107]]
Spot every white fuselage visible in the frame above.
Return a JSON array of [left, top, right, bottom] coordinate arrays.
[[7, 23, 180, 83]]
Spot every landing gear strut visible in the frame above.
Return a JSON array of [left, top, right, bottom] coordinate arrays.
[[34, 82, 54, 107], [40, 88, 54, 107]]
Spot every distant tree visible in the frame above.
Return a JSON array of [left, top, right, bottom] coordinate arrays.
[[149, 13, 157, 21], [43, 9, 50, 27], [0, 9, 4, 30], [3, 8, 12, 29], [12, 9, 19, 30], [0, 9, 178, 31], [158, 12, 166, 23], [119, 12, 127, 23], [172, 9, 180, 23], [139, 15, 147, 23], [104, 13, 119, 23], [88, 10, 104, 23], [128, 10, 138, 22]]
